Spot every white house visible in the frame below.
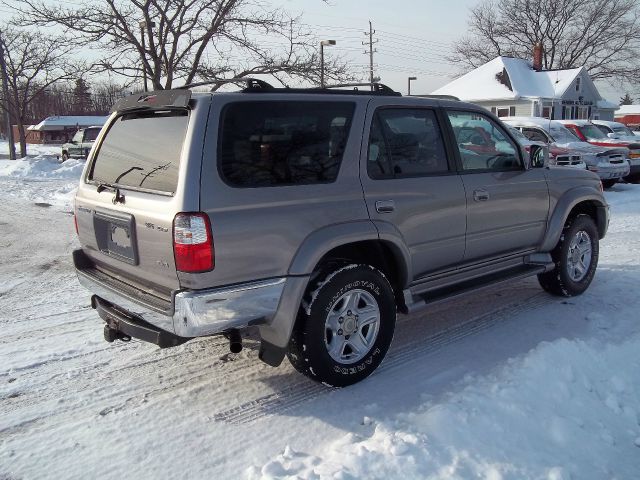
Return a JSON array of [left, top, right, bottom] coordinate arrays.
[[432, 54, 617, 121]]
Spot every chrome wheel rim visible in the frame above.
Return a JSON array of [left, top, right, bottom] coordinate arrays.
[[324, 289, 380, 364], [567, 230, 592, 282]]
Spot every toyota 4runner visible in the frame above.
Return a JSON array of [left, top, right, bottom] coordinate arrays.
[[73, 81, 608, 387]]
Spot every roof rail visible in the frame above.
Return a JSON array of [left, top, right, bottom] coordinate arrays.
[[322, 82, 400, 96], [412, 94, 460, 101], [176, 77, 275, 91]]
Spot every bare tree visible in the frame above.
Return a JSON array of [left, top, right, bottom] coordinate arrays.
[[0, 27, 76, 157], [13, 0, 350, 90], [451, 0, 640, 84]]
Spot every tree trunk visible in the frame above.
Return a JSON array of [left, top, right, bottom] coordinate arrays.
[[16, 119, 27, 158]]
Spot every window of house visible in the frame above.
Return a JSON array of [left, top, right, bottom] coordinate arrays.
[[576, 106, 589, 120], [575, 77, 581, 92], [218, 101, 355, 187], [541, 103, 553, 119], [447, 110, 522, 172], [494, 106, 516, 118], [367, 108, 450, 179]]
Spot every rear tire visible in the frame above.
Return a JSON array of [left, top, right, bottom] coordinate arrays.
[[287, 264, 396, 387], [601, 179, 617, 189], [537, 214, 599, 297]]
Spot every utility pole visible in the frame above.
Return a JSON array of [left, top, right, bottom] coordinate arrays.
[[0, 30, 16, 160], [363, 20, 378, 87]]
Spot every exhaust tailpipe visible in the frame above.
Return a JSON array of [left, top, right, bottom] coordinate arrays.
[[225, 329, 243, 353]]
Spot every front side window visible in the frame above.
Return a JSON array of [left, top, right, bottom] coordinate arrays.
[[549, 125, 579, 143], [219, 101, 355, 187], [521, 127, 550, 143], [367, 108, 449, 179], [447, 110, 522, 171]]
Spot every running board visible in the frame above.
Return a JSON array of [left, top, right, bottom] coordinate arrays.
[[403, 264, 550, 314]]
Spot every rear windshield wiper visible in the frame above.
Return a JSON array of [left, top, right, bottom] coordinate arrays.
[[96, 182, 126, 204]]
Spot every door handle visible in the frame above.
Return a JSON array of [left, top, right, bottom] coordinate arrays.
[[375, 200, 395, 213], [473, 189, 490, 202]]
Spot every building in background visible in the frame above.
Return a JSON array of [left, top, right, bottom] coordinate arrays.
[[432, 46, 617, 121], [615, 105, 640, 129], [13, 115, 108, 144]]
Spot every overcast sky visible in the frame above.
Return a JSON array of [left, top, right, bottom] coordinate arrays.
[[0, 0, 623, 101]]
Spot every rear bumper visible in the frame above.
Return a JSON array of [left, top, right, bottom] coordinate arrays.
[[74, 249, 287, 340]]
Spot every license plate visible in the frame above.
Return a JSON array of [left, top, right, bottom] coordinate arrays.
[[94, 211, 138, 265]]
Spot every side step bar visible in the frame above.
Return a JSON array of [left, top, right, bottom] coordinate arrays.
[[403, 263, 551, 314]]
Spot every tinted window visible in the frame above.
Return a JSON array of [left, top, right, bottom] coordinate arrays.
[[367, 108, 449, 179], [89, 110, 188, 194], [84, 128, 101, 142], [447, 111, 522, 171], [219, 101, 355, 187], [522, 128, 549, 143]]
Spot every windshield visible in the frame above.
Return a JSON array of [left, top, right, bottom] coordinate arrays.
[[89, 110, 188, 194], [549, 125, 580, 143], [508, 127, 528, 142], [577, 124, 608, 140], [613, 126, 635, 136]]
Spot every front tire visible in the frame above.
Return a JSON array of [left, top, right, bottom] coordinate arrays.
[[287, 264, 396, 387], [601, 179, 617, 189], [60, 152, 69, 163], [538, 214, 599, 297]]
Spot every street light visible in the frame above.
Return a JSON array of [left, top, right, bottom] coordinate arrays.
[[320, 40, 336, 88], [407, 76, 417, 96], [139, 20, 156, 92]]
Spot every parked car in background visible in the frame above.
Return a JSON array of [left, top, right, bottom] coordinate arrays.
[[558, 119, 639, 183], [507, 126, 584, 169], [60, 126, 103, 162], [503, 117, 630, 187], [592, 120, 640, 141]]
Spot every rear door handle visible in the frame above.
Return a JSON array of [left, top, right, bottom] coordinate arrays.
[[375, 200, 395, 213], [473, 189, 490, 202]]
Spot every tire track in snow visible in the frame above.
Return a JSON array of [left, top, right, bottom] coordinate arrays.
[[212, 291, 549, 425]]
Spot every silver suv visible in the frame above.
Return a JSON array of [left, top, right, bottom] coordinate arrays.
[[73, 81, 609, 387]]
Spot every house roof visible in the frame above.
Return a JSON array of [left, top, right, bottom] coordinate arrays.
[[616, 104, 640, 115], [29, 115, 109, 131], [432, 56, 585, 102]]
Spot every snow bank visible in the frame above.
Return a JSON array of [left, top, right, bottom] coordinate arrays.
[[0, 156, 84, 179], [251, 333, 640, 480]]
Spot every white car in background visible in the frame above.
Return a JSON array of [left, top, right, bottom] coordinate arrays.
[[592, 120, 640, 141], [502, 117, 630, 188], [505, 126, 584, 169]]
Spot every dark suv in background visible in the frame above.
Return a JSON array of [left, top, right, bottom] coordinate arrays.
[[72, 81, 608, 387]]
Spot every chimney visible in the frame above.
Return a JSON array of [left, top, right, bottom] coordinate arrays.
[[533, 42, 543, 71]]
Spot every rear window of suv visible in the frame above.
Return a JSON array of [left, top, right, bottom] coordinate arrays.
[[219, 101, 355, 187], [89, 110, 188, 194]]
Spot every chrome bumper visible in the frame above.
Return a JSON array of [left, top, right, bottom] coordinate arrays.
[[76, 267, 286, 338]]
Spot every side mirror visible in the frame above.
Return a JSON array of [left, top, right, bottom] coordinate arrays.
[[529, 144, 548, 168], [607, 133, 617, 139]]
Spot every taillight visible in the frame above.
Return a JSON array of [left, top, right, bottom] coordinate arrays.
[[173, 213, 214, 273]]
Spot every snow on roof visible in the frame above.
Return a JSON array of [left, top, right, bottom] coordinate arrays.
[[616, 104, 640, 115], [432, 56, 584, 102], [29, 115, 109, 131]]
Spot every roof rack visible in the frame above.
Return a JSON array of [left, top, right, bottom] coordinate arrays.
[[177, 77, 274, 91], [320, 82, 401, 96], [177, 78, 401, 96]]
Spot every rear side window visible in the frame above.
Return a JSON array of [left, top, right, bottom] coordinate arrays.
[[219, 101, 355, 187], [368, 108, 450, 179], [84, 128, 101, 142], [89, 110, 188, 194]]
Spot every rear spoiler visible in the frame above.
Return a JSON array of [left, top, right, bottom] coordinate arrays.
[[111, 90, 192, 113]]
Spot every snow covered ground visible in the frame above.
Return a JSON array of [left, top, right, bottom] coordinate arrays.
[[1, 159, 639, 480]]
